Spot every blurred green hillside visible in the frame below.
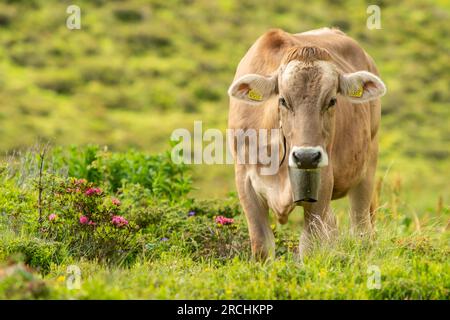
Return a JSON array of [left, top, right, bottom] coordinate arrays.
[[0, 0, 448, 208]]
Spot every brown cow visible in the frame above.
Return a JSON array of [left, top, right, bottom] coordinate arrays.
[[227, 28, 386, 260]]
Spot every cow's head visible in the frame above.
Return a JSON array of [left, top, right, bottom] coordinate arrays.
[[228, 46, 386, 171]]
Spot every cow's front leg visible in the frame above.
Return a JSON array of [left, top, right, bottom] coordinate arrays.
[[348, 144, 377, 237], [299, 167, 337, 257], [236, 174, 275, 261]]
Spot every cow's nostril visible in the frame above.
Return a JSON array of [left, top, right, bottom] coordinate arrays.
[[312, 151, 321, 162]]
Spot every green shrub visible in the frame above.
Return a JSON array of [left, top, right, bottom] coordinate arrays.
[[110, 183, 249, 261], [113, 7, 145, 23], [135, 202, 250, 262], [34, 70, 81, 95], [0, 237, 66, 274], [0, 178, 37, 233], [125, 28, 173, 55], [0, 4, 16, 27], [51, 145, 192, 199]]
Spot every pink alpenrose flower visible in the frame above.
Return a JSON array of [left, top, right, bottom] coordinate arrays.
[[85, 187, 102, 196], [215, 216, 234, 226], [74, 178, 87, 185], [79, 215, 89, 225], [111, 215, 128, 227], [48, 214, 57, 221], [111, 198, 121, 206]]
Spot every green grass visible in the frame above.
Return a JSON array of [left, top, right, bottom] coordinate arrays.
[[14, 222, 450, 299]]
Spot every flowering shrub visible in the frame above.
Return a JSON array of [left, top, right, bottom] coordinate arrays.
[[0, 146, 262, 267], [121, 195, 249, 262], [42, 177, 137, 262]]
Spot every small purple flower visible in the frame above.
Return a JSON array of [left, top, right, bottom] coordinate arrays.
[[188, 211, 195, 217], [161, 237, 169, 242]]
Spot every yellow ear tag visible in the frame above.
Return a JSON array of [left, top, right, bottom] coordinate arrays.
[[348, 85, 363, 98], [248, 89, 263, 101]]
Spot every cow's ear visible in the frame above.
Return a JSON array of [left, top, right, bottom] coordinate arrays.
[[339, 71, 386, 103], [228, 74, 278, 105]]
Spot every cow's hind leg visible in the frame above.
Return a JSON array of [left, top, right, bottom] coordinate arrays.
[[236, 175, 275, 261], [348, 178, 375, 236]]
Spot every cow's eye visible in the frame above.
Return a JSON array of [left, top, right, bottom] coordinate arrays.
[[327, 97, 337, 108], [279, 97, 288, 108]]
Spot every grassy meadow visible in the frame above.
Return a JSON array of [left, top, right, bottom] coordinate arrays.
[[0, 0, 449, 299]]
